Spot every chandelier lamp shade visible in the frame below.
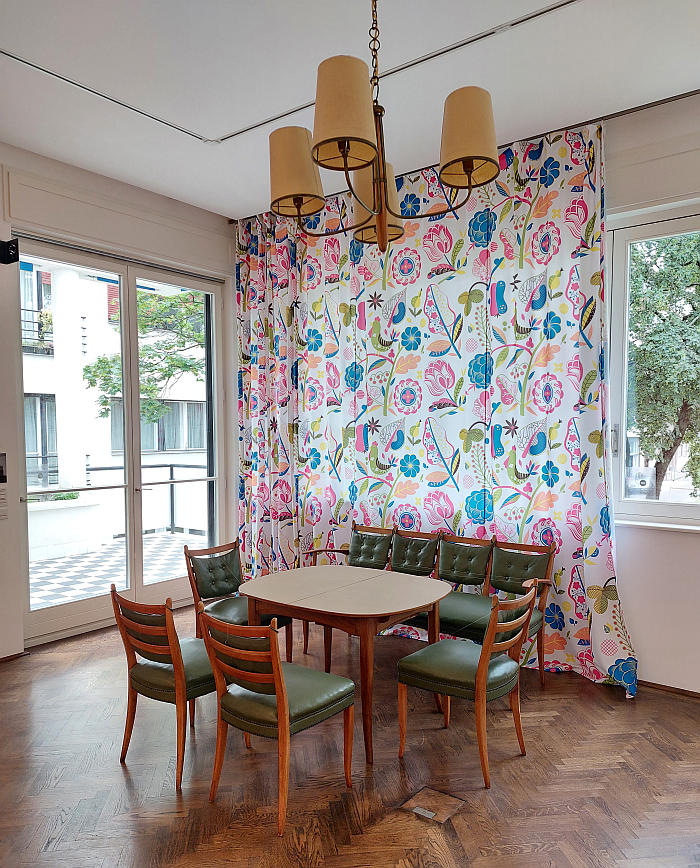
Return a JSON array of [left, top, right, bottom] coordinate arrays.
[[268, 0, 500, 253]]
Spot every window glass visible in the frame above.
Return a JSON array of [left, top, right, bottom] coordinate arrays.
[[24, 396, 38, 455], [160, 401, 181, 451], [187, 402, 205, 449], [110, 398, 124, 452]]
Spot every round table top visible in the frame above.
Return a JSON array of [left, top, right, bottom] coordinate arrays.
[[240, 564, 450, 618]]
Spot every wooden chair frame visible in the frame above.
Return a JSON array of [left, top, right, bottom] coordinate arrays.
[[185, 540, 294, 663], [111, 584, 196, 789], [487, 540, 556, 685], [198, 605, 353, 836], [399, 584, 537, 788], [302, 521, 394, 658]]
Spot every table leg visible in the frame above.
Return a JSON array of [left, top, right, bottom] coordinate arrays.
[[247, 597, 261, 627], [428, 601, 443, 714], [358, 619, 375, 764], [323, 626, 333, 673]]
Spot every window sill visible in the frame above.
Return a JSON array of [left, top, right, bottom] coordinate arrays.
[[615, 518, 700, 533]]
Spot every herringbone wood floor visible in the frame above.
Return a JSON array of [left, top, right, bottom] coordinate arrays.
[[1, 610, 699, 868]]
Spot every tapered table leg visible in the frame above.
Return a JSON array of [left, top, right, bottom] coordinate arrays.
[[428, 601, 443, 713], [247, 598, 261, 626], [358, 619, 376, 764]]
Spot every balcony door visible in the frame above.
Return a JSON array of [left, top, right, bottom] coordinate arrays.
[[20, 244, 222, 643]]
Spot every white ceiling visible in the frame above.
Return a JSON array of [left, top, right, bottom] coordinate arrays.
[[0, 0, 698, 219]]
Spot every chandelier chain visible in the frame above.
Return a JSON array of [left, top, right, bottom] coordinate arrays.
[[369, 0, 380, 104]]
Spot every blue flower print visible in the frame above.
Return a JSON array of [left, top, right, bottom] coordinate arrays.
[[401, 193, 421, 217], [348, 480, 358, 506], [401, 326, 421, 351], [608, 657, 637, 697], [465, 489, 494, 524], [467, 352, 493, 388], [308, 448, 321, 469], [349, 237, 364, 265], [539, 157, 560, 188], [307, 329, 323, 351], [542, 312, 561, 339], [400, 454, 420, 478], [344, 362, 364, 391], [542, 461, 559, 488], [600, 505, 610, 536], [303, 213, 321, 230], [468, 209, 496, 248], [544, 603, 564, 631]]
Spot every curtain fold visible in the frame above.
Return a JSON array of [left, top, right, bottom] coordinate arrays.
[[237, 124, 637, 697]]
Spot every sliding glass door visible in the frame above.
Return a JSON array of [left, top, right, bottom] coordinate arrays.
[[20, 245, 222, 641]]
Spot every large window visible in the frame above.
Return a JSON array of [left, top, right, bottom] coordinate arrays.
[[611, 214, 700, 525], [110, 399, 206, 452], [24, 393, 58, 488]]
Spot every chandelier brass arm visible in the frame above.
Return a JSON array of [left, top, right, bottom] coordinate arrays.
[[288, 198, 375, 239]]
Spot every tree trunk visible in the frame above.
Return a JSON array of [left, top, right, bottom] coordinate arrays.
[[654, 400, 691, 498]]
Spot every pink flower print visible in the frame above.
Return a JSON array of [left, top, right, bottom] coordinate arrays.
[[357, 264, 373, 282], [351, 273, 361, 298], [393, 379, 422, 415], [567, 355, 583, 389], [578, 648, 605, 682], [327, 362, 340, 389], [425, 360, 456, 396], [393, 503, 422, 532], [323, 485, 337, 509], [532, 373, 564, 413], [324, 237, 340, 272], [423, 225, 453, 262], [564, 196, 588, 240], [277, 480, 292, 504], [531, 221, 561, 265], [500, 229, 516, 261], [424, 491, 454, 527], [391, 248, 421, 285], [304, 256, 322, 291], [306, 496, 323, 525], [566, 503, 582, 541], [257, 482, 270, 507], [305, 377, 324, 411], [472, 248, 491, 280]]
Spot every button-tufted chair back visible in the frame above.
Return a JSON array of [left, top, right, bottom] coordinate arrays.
[[489, 542, 554, 596], [185, 541, 242, 605], [390, 529, 440, 577], [347, 522, 393, 570], [438, 534, 494, 587]]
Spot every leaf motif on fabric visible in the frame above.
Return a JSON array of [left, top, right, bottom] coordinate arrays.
[[423, 418, 460, 489]]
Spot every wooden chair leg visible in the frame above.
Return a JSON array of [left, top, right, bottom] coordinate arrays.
[[209, 716, 229, 802], [120, 684, 138, 762], [175, 698, 187, 790], [343, 704, 354, 787], [433, 693, 443, 713], [324, 626, 333, 673], [537, 628, 546, 686], [443, 695, 451, 729], [188, 698, 196, 727], [244, 731, 252, 749], [398, 681, 407, 758], [303, 620, 310, 654], [510, 681, 526, 755], [475, 693, 490, 789], [278, 729, 290, 836], [285, 621, 293, 663]]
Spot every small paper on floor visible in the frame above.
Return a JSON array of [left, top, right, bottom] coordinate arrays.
[[401, 787, 465, 824]]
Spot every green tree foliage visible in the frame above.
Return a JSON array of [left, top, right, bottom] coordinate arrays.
[[629, 233, 700, 497], [83, 291, 205, 423]]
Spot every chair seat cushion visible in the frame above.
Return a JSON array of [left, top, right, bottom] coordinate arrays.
[[220, 662, 354, 739], [131, 637, 215, 703], [398, 639, 519, 702], [407, 590, 544, 641], [204, 596, 292, 629]]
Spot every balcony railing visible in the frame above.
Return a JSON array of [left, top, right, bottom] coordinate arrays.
[[26, 454, 59, 488], [21, 308, 54, 355]]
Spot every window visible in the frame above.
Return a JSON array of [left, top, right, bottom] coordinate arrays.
[[20, 262, 53, 354], [611, 214, 700, 525], [110, 399, 206, 452], [24, 394, 58, 488]]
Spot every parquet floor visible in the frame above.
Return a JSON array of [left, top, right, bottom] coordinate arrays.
[[1, 610, 699, 868]]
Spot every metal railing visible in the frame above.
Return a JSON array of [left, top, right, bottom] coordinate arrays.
[[26, 454, 59, 488], [21, 308, 53, 354]]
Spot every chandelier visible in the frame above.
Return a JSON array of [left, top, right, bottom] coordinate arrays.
[[268, 0, 500, 253]]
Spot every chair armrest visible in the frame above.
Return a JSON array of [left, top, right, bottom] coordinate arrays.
[[523, 577, 552, 589]]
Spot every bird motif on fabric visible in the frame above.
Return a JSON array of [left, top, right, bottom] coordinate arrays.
[[370, 319, 394, 352], [517, 418, 547, 457], [489, 279, 507, 316], [369, 444, 393, 475], [491, 423, 504, 458], [505, 448, 535, 483]]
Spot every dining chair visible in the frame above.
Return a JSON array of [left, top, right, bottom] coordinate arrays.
[[404, 533, 495, 633], [185, 540, 295, 662], [389, 527, 441, 577], [398, 584, 537, 788], [199, 605, 355, 836], [302, 521, 394, 660], [110, 584, 216, 789]]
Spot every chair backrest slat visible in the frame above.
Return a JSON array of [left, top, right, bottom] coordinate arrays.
[[111, 585, 184, 673], [477, 586, 537, 682]]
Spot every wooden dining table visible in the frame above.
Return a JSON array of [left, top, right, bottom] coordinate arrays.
[[240, 565, 450, 763]]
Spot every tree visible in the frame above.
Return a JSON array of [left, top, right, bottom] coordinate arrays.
[[83, 291, 205, 423], [628, 233, 700, 497]]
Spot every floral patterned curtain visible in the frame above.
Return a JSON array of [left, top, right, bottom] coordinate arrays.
[[237, 124, 637, 697]]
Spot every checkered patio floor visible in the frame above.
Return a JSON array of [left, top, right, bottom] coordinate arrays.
[[29, 532, 206, 610]]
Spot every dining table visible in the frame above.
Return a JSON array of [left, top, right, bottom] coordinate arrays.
[[240, 564, 451, 763]]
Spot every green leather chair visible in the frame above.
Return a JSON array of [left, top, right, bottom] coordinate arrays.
[[389, 528, 441, 577], [199, 605, 355, 836], [302, 522, 394, 658], [398, 585, 537, 788], [111, 584, 216, 789], [185, 541, 295, 662], [405, 533, 494, 633]]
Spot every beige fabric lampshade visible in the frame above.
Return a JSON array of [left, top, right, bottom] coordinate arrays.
[[269, 126, 325, 217], [312, 56, 378, 171], [438, 86, 500, 189], [353, 162, 404, 245]]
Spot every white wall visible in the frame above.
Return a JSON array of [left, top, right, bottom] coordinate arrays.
[[0, 141, 237, 655], [606, 94, 700, 693]]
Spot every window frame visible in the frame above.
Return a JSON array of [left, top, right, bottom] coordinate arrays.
[[610, 212, 700, 528]]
